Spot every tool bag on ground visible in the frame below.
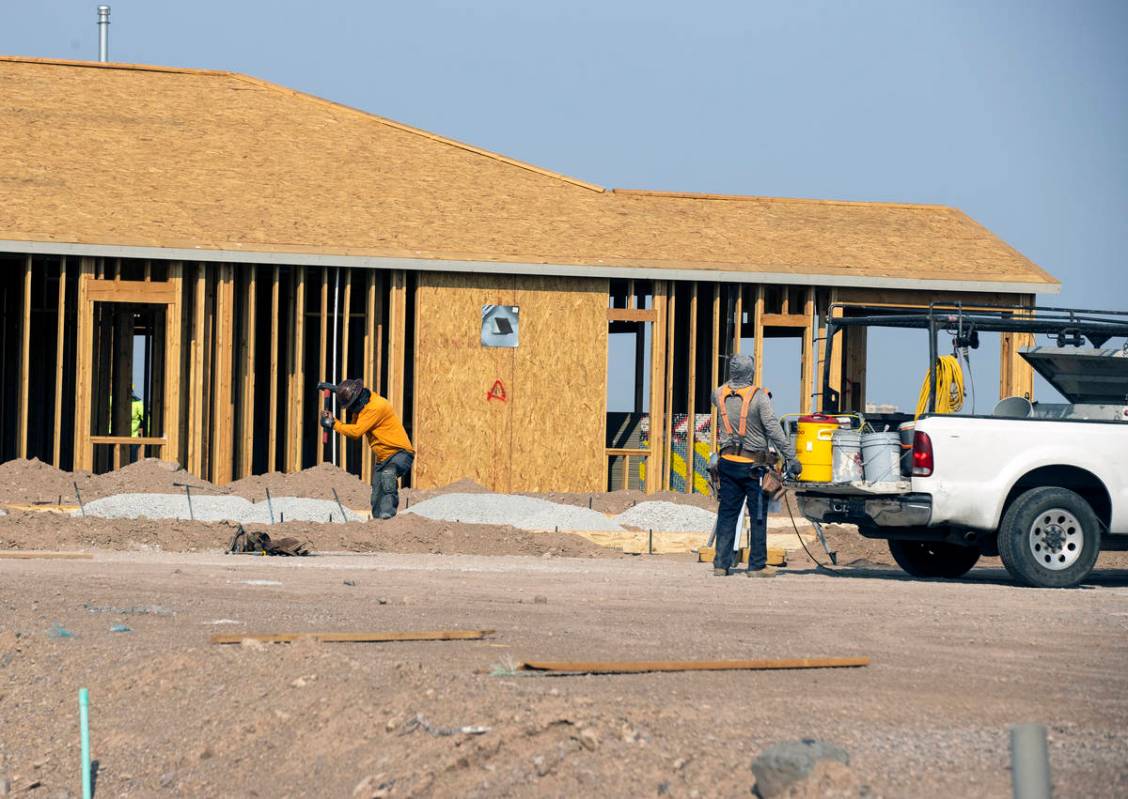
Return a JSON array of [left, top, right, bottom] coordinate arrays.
[[227, 525, 310, 556]]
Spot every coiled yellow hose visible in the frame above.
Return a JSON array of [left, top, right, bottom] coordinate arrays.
[[914, 355, 965, 418]]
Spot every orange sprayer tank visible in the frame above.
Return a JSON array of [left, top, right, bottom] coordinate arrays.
[[795, 413, 840, 482]]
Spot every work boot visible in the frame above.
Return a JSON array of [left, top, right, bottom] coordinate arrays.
[[713, 567, 730, 577], [746, 566, 777, 578]]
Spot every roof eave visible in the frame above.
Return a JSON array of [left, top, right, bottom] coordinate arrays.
[[0, 239, 1061, 295]]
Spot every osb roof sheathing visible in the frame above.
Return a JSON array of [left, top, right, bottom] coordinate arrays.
[[0, 56, 1057, 288]]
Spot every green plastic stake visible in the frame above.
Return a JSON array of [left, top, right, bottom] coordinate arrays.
[[79, 688, 92, 799]]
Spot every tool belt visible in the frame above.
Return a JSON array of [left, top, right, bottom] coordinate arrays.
[[719, 446, 771, 464]]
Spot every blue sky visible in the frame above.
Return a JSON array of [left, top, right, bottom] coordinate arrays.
[[5, 1, 1126, 413]]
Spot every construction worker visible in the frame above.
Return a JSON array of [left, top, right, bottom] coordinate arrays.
[[711, 354, 801, 577], [130, 390, 145, 460], [320, 378, 414, 519]]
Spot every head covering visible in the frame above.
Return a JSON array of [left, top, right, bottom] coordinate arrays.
[[726, 354, 756, 388], [334, 378, 366, 412]]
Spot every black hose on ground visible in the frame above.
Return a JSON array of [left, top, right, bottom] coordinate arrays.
[[783, 492, 843, 574]]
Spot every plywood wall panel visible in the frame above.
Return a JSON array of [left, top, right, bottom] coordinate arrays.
[[413, 272, 608, 493], [413, 273, 513, 490], [511, 276, 608, 493]]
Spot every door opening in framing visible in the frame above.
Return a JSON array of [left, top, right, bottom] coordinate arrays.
[[89, 302, 168, 473]]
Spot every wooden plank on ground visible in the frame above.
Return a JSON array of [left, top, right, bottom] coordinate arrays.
[[0, 551, 94, 560], [0, 503, 81, 514], [210, 629, 496, 645], [517, 657, 870, 674], [696, 546, 787, 566]]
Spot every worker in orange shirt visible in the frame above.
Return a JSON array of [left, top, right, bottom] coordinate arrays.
[[711, 354, 801, 577], [320, 378, 414, 519]]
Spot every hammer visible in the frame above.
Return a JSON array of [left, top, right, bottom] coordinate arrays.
[[316, 381, 336, 446]]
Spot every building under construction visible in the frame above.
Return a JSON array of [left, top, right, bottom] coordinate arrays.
[[0, 56, 1059, 493]]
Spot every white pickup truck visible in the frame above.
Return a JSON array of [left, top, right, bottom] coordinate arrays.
[[795, 306, 1128, 588]]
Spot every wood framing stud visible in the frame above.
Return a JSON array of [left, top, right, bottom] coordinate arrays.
[[18, 255, 32, 460], [53, 257, 67, 466]]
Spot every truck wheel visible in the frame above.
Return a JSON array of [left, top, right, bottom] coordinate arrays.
[[997, 487, 1100, 588], [887, 540, 981, 579]]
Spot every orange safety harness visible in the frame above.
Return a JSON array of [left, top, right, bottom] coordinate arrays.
[[717, 385, 760, 438]]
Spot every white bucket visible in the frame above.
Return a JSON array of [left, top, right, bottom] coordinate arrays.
[[862, 432, 902, 484], [831, 429, 864, 483]]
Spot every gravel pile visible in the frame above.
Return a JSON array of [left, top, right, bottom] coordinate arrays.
[[404, 492, 624, 532], [74, 493, 252, 522], [615, 501, 717, 532], [73, 493, 363, 524]]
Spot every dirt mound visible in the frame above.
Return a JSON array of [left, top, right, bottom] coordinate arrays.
[[227, 463, 372, 508], [0, 458, 92, 505], [84, 458, 214, 500], [0, 510, 614, 558]]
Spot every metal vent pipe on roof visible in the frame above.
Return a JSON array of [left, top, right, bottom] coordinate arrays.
[[97, 5, 110, 62]]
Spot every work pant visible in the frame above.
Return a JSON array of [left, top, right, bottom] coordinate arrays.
[[371, 450, 414, 520], [714, 457, 769, 571]]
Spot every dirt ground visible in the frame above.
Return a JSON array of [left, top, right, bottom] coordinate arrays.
[[0, 511, 614, 560], [2, 460, 1127, 797], [1, 550, 1126, 799]]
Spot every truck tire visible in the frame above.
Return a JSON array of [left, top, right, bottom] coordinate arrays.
[[887, 540, 981, 579], [997, 487, 1100, 588]]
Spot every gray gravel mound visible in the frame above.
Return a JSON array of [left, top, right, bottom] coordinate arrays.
[[72, 493, 363, 524], [404, 492, 624, 532], [74, 493, 253, 522], [614, 501, 717, 532]]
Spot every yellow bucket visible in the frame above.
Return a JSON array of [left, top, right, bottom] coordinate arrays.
[[795, 414, 840, 482]]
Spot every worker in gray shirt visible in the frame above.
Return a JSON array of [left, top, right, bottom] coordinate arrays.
[[711, 354, 801, 576]]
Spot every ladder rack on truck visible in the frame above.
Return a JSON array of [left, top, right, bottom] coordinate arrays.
[[792, 302, 1128, 588]]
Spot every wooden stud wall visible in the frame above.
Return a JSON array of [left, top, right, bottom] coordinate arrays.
[[2, 251, 1043, 492]]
